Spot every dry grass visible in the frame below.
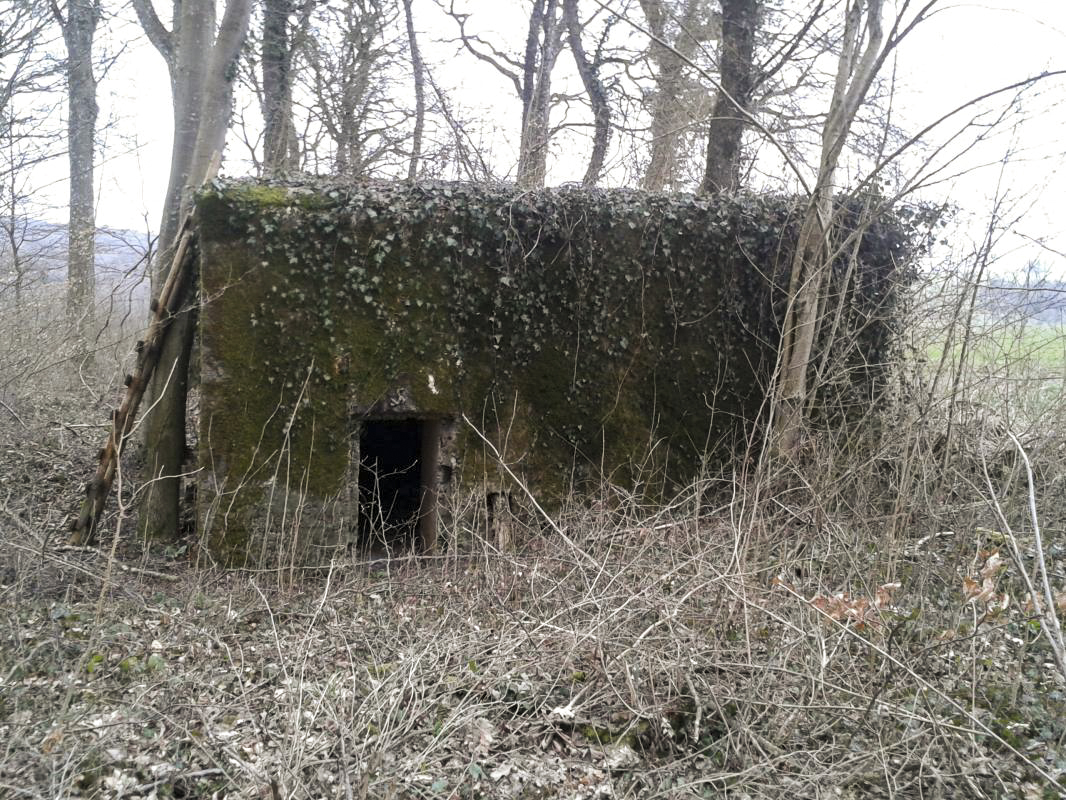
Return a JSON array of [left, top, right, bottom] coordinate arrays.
[[1, 279, 1065, 799], [3, 467, 1065, 797]]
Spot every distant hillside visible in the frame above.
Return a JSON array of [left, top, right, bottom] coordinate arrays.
[[978, 279, 1066, 325], [0, 219, 152, 301]]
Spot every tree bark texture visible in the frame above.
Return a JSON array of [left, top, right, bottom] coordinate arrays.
[[701, 0, 759, 194], [339, 12, 376, 176], [132, 0, 252, 541], [563, 0, 610, 187], [516, 0, 562, 190], [448, 0, 564, 188], [403, 0, 425, 180], [262, 0, 300, 174], [772, 0, 884, 456], [639, 0, 705, 191], [69, 225, 198, 545], [56, 0, 100, 356]]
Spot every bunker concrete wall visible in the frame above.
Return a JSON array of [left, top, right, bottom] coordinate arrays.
[[194, 181, 912, 566]]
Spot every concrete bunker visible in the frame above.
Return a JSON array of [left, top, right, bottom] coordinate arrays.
[[193, 180, 913, 567]]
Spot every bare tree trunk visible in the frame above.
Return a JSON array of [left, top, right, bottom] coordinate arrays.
[[639, 0, 703, 191], [447, 0, 565, 187], [403, 0, 425, 180], [345, 15, 375, 177], [1, 209, 26, 307], [517, 0, 561, 190], [262, 0, 306, 174], [263, 0, 293, 173], [144, 0, 209, 287], [563, 0, 610, 186], [772, 0, 885, 456], [701, 0, 759, 194], [133, 0, 253, 540], [303, 0, 405, 178], [54, 0, 100, 359]]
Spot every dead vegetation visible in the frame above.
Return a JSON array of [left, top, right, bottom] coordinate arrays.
[[1, 275, 1066, 799]]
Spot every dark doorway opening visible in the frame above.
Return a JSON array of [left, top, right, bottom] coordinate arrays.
[[356, 418, 440, 555]]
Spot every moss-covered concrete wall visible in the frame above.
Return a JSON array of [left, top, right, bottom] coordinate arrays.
[[195, 180, 912, 566]]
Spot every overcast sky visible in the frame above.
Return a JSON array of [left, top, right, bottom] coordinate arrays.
[[893, 3, 1066, 276], [27, 0, 1066, 278]]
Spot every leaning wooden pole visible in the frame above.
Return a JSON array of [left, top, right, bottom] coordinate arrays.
[[69, 215, 198, 545]]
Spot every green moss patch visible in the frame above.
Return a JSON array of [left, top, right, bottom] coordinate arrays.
[[195, 179, 919, 565]]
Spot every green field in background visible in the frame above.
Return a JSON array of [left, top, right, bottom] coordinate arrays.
[[923, 319, 1065, 373]]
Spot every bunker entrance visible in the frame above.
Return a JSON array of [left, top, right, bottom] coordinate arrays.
[[355, 418, 442, 555]]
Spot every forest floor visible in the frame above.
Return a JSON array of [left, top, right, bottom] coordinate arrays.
[[2, 387, 1066, 800]]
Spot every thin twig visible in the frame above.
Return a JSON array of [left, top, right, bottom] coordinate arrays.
[[54, 545, 181, 582], [983, 434, 1066, 683], [461, 413, 599, 569]]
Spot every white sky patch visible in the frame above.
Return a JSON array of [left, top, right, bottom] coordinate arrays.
[[19, 0, 1066, 278]]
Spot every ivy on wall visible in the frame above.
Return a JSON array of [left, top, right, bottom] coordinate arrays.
[[195, 179, 921, 564]]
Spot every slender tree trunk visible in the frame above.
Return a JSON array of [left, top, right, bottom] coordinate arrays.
[[3, 218, 24, 307], [563, 0, 610, 186], [403, 0, 424, 180], [639, 0, 702, 191], [138, 0, 214, 542], [57, 0, 100, 359], [701, 0, 759, 194], [517, 0, 560, 190], [134, 0, 253, 541], [772, 0, 884, 456], [344, 24, 375, 177], [262, 0, 300, 174], [151, 0, 212, 292], [517, 90, 551, 189]]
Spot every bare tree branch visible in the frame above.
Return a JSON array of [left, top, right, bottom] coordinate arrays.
[[130, 0, 173, 64], [564, 0, 611, 186]]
